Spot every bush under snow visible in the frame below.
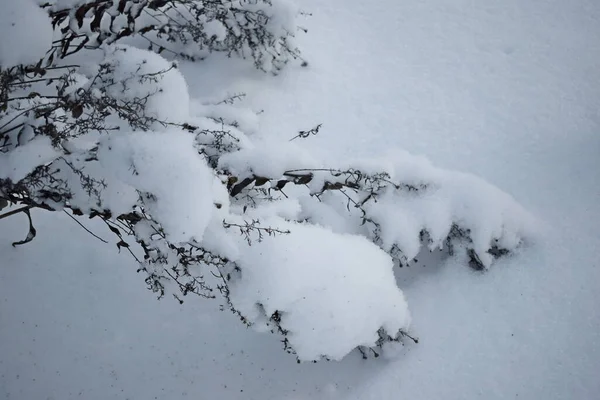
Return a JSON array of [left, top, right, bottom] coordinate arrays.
[[0, 0, 537, 361]]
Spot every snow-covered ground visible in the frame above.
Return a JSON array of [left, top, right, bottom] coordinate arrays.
[[2, 0, 599, 399]]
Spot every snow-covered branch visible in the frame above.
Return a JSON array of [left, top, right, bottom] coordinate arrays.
[[1, 0, 537, 362]]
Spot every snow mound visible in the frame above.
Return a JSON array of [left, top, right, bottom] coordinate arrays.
[[344, 151, 538, 268], [97, 129, 214, 243], [0, 136, 60, 182], [100, 45, 190, 126], [219, 144, 538, 269], [218, 137, 320, 178], [228, 220, 411, 362]]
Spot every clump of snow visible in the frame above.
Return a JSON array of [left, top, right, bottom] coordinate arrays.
[[190, 100, 261, 136], [99, 45, 190, 126], [219, 141, 536, 269], [0, 0, 53, 67], [0, 136, 60, 182], [291, 150, 539, 269], [97, 129, 214, 243], [243, 0, 299, 72], [50, 157, 141, 215], [238, 197, 302, 221], [218, 138, 320, 178], [369, 154, 537, 267], [228, 219, 411, 361], [203, 19, 228, 41], [298, 193, 364, 235], [199, 177, 240, 259], [132, 0, 300, 72]]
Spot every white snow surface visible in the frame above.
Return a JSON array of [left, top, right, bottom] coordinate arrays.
[[2, 0, 600, 400], [0, 0, 52, 67]]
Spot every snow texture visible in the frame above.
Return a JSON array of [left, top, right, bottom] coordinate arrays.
[[0, 136, 60, 181], [100, 45, 191, 125], [220, 144, 537, 269], [0, 0, 53, 67], [97, 129, 214, 243], [229, 220, 411, 361], [342, 152, 536, 267], [1, 0, 537, 365], [218, 138, 320, 178], [2, 0, 599, 399]]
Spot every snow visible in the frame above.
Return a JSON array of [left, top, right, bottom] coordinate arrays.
[[97, 129, 215, 243], [228, 220, 411, 361], [218, 137, 320, 178], [100, 45, 191, 125], [264, 0, 299, 39], [2, 0, 600, 400], [203, 20, 228, 42], [0, 136, 60, 181], [293, 152, 537, 268], [0, 0, 52, 67]]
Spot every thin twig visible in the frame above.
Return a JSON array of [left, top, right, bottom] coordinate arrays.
[[62, 209, 108, 243]]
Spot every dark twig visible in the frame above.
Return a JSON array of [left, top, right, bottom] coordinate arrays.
[[290, 123, 322, 141], [62, 209, 108, 243], [0, 205, 34, 220]]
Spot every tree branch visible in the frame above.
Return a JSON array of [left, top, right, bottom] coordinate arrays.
[[0, 205, 33, 221]]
